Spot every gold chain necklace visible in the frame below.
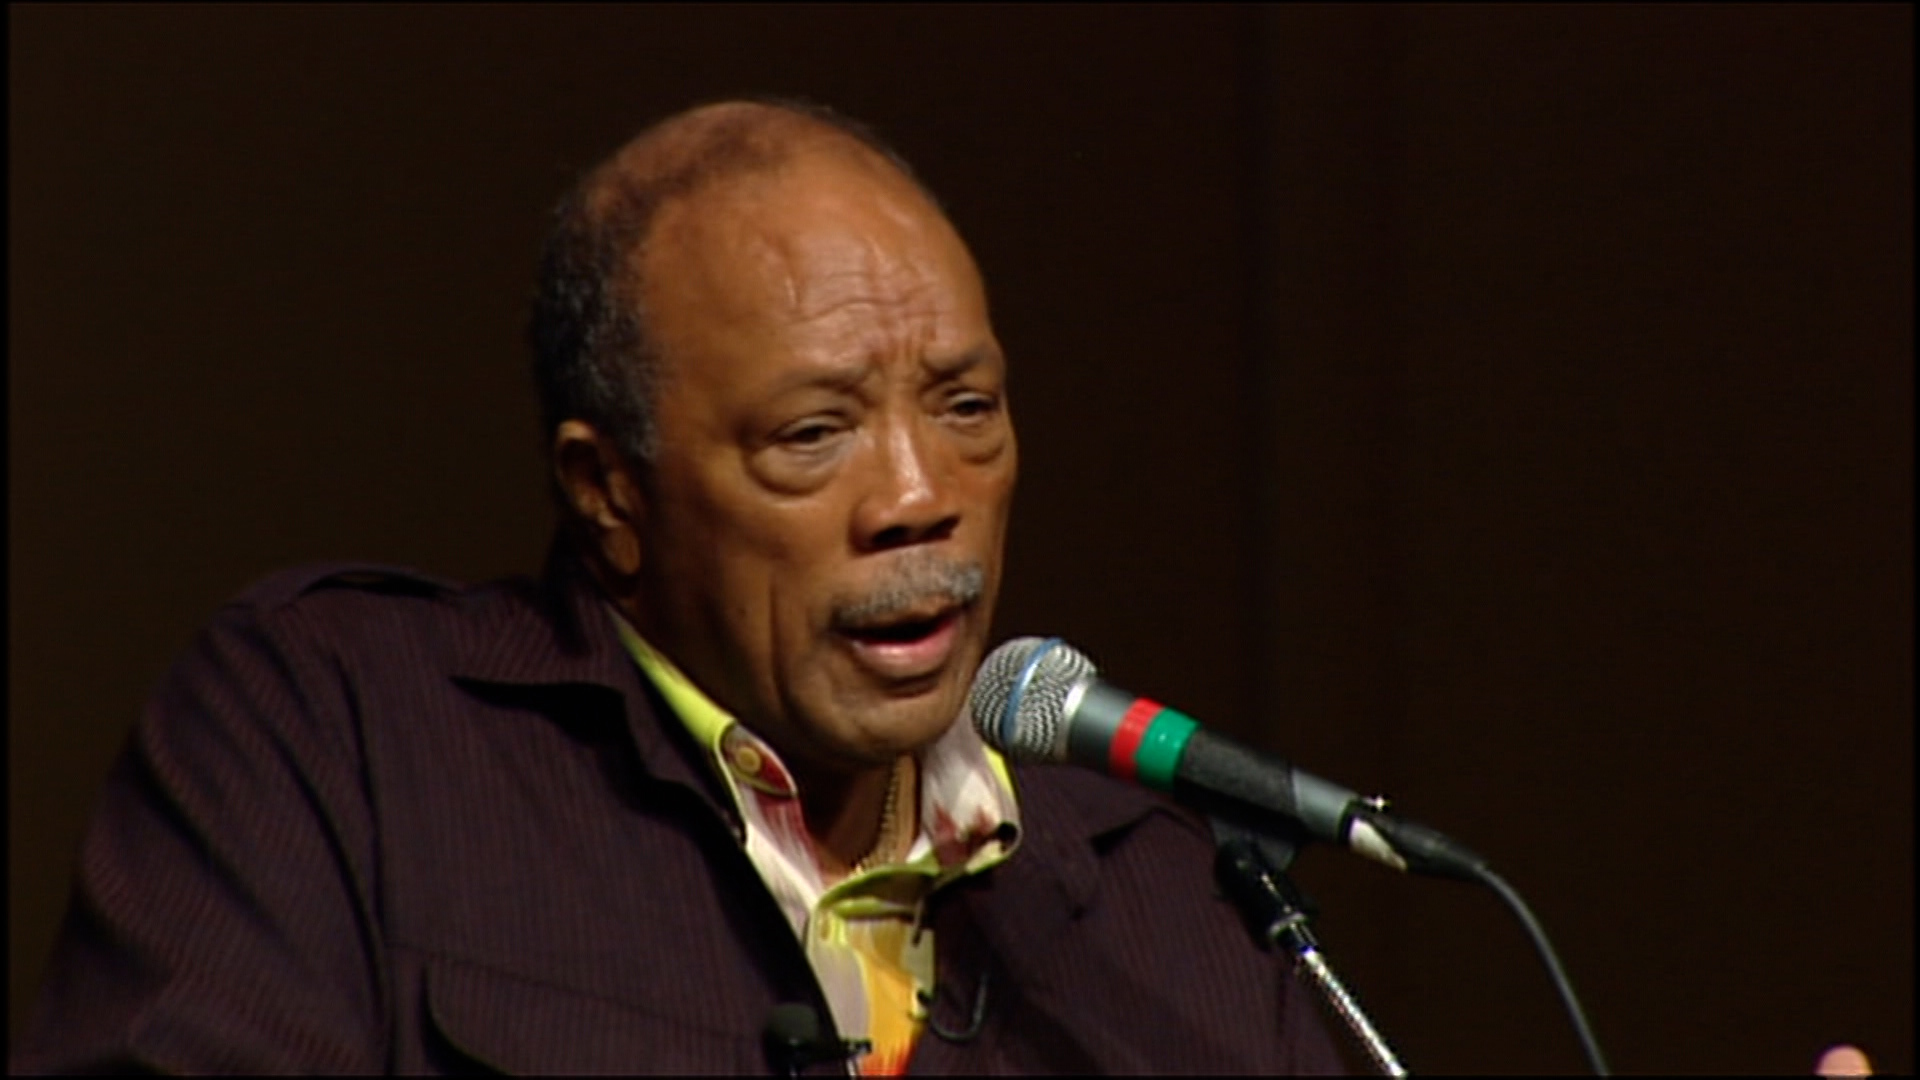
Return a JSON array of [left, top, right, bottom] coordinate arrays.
[[853, 756, 915, 874]]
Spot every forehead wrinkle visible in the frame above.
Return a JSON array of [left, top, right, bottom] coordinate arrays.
[[784, 229, 944, 318], [788, 272, 942, 332], [658, 183, 919, 312]]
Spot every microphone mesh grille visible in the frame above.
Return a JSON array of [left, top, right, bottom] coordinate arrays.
[[966, 636, 1097, 761]]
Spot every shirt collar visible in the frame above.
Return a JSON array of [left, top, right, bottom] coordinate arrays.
[[606, 604, 1021, 873]]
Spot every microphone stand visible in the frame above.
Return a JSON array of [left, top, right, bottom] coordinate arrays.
[[1211, 818, 1408, 1077]]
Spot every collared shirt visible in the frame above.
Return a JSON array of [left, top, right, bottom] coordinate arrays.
[[610, 611, 1021, 1075]]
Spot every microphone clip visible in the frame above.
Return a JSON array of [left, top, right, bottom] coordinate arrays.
[[1209, 817, 1409, 1076], [762, 1002, 870, 1077]]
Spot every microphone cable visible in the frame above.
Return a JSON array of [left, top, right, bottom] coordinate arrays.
[[916, 970, 991, 1043], [1469, 865, 1611, 1076]]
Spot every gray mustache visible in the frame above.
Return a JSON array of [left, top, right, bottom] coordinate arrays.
[[833, 558, 985, 628]]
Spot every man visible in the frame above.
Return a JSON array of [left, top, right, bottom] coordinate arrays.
[[14, 100, 1342, 1074]]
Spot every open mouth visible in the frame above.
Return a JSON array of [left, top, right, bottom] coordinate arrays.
[[842, 611, 954, 645], [837, 607, 966, 679]]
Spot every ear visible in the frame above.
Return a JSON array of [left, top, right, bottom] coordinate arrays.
[[553, 420, 646, 582]]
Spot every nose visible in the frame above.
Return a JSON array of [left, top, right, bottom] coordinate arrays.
[[853, 417, 962, 552]]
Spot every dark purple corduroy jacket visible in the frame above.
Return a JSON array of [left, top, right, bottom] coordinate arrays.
[[13, 551, 1346, 1075]]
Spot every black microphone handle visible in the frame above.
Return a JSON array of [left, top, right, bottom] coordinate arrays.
[[1173, 729, 1365, 846], [1059, 678, 1370, 852], [1178, 732, 1488, 880]]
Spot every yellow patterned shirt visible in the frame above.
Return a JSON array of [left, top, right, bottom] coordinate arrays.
[[611, 612, 1021, 1075]]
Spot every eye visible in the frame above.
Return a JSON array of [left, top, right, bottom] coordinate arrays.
[[752, 408, 858, 494], [947, 392, 1001, 423], [772, 414, 852, 453], [781, 421, 838, 446]]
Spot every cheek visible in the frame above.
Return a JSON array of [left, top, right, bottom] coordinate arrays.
[[968, 457, 1019, 544], [708, 504, 844, 640]]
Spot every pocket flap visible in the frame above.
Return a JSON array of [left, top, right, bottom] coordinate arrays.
[[424, 955, 756, 1074]]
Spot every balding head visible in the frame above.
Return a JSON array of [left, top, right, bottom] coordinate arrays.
[[528, 100, 938, 472], [590, 100, 924, 223]]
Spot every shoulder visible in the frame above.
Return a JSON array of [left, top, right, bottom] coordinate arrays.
[[151, 562, 569, 743], [226, 562, 464, 617], [241, 562, 460, 603], [150, 563, 482, 725], [208, 562, 538, 658]]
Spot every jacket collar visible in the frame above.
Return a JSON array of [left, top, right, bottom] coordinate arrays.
[[444, 536, 735, 824], [443, 537, 627, 687]]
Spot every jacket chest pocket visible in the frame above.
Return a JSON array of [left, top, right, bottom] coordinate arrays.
[[418, 954, 765, 1075]]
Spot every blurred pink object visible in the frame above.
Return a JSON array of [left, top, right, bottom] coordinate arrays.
[[1816, 1044, 1872, 1077]]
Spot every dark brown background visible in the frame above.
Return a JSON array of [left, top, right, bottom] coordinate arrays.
[[10, 4, 1911, 1074]]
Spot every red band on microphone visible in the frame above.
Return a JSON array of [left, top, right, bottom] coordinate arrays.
[[1109, 698, 1164, 781]]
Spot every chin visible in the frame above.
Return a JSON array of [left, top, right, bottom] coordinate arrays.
[[845, 691, 965, 761], [792, 653, 975, 766]]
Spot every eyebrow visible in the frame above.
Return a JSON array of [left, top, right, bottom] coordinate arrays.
[[760, 343, 1002, 399], [765, 363, 870, 399], [921, 343, 1002, 379]]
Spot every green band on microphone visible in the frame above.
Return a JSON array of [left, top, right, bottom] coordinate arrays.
[[1135, 709, 1199, 790]]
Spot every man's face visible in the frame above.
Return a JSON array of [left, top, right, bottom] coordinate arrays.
[[627, 149, 1017, 779]]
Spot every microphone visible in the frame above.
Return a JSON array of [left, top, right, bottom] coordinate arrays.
[[762, 1003, 869, 1077], [967, 637, 1488, 880]]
